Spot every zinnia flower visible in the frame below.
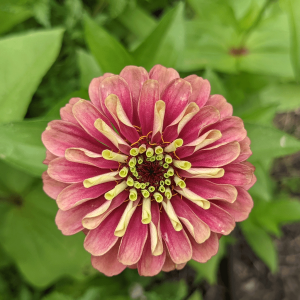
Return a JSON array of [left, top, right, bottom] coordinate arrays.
[[42, 65, 255, 276]]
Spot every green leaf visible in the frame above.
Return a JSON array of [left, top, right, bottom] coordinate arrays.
[[0, 120, 48, 176], [42, 292, 74, 300], [109, 0, 128, 19], [241, 219, 278, 272], [0, 9, 32, 35], [245, 122, 300, 162], [0, 181, 91, 288], [77, 49, 102, 90], [133, 2, 185, 69], [43, 89, 89, 120], [117, 5, 157, 40], [84, 14, 134, 74], [0, 28, 64, 124], [33, 0, 51, 28], [259, 83, 300, 112], [281, 0, 300, 81], [187, 290, 203, 300], [202, 68, 227, 96], [188, 237, 228, 284]]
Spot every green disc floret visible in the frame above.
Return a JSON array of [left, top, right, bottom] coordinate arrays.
[[158, 185, 166, 193], [160, 180, 165, 186], [146, 147, 154, 157], [164, 173, 169, 178], [129, 157, 136, 167], [130, 148, 139, 156], [134, 181, 141, 189], [163, 163, 169, 169], [138, 156, 144, 164], [140, 183, 146, 189], [156, 154, 163, 161], [165, 187, 172, 199], [165, 178, 171, 185], [150, 156, 156, 162], [165, 154, 172, 164], [126, 176, 134, 186], [129, 188, 137, 201], [154, 192, 163, 203], [141, 189, 150, 198], [148, 186, 155, 193], [119, 167, 128, 178], [167, 167, 174, 177], [155, 146, 163, 154]]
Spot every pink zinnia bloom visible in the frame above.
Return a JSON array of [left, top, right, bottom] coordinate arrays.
[[42, 65, 255, 277]]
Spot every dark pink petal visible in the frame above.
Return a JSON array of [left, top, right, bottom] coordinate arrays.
[[243, 174, 257, 190], [210, 163, 254, 186], [118, 206, 148, 265], [160, 210, 192, 264], [84, 203, 127, 255], [205, 95, 233, 119], [188, 142, 240, 168], [91, 240, 126, 276], [43, 150, 58, 165], [184, 75, 211, 108], [202, 116, 247, 148], [88, 73, 113, 112], [138, 234, 166, 276], [149, 65, 179, 94], [42, 171, 69, 200], [57, 181, 115, 211], [82, 191, 128, 230], [120, 66, 149, 126], [184, 199, 235, 235], [99, 75, 133, 122], [72, 100, 117, 151], [60, 98, 81, 125], [172, 196, 211, 243], [185, 179, 237, 203], [161, 79, 192, 128], [138, 79, 160, 136], [65, 148, 118, 169], [233, 136, 252, 163], [189, 231, 219, 263], [42, 120, 103, 156], [55, 198, 104, 235], [48, 157, 106, 183], [212, 187, 253, 222], [179, 106, 220, 144], [161, 248, 186, 272]]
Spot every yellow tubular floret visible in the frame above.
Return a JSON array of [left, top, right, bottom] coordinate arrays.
[[164, 139, 183, 152], [173, 160, 191, 170], [105, 181, 128, 200], [102, 150, 128, 163], [142, 197, 151, 224]]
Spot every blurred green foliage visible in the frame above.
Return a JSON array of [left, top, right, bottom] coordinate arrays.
[[0, 0, 300, 299]]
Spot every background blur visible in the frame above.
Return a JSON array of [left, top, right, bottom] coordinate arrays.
[[0, 0, 300, 299]]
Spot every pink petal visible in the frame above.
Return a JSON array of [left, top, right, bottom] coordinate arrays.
[[184, 75, 211, 108], [72, 100, 118, 151], [91, 239, 126, 276], [120, 66, 149, 126], [84, 202, 127, 256], [243, 174, 257, 190], [42, 171, 69, 200], [172, 196, 211, 243], [210, 163, 254, 186], [60, 98, 81, 125], [205, 95, 233, 119], [65, 148, 118, 169], [185, 179, 237, 203], [202, 116, 247, 149], [42, 120, 103, 157], [149, 64, 179, 95], [43, 150, 58, 165], [212, 187, 253, 222], [55, 198, 105, 235], [138, 79, 160, 136], [188, 142, 240, 168], [184, 199, 235, 235], [161, 249, 186, 272], [48, 157, 106, 183], [138, 235, 166, 276], [99, 75, 133, 123], [160, 210, 192, 264], [189, 231, 219, 263], [82, 191, 128, 230], [57, 181, 115, 211], [179, 106, 220, 144], [161, 79, 192, 128], [118, 206, 148, 265], [88, 73, 113, 112], [234, 136, 252, 163]]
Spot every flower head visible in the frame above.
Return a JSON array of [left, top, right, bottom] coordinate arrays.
[[42, 65, 255, 276]]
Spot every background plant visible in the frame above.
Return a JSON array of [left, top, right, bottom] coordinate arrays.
[[0, 0, 300, 299]]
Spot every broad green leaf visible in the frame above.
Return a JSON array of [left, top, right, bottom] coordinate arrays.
[[0, 28, 64, 124], [0, 9, 32, 35], [33, 0, 51, 28], [188, 237, 227, 284], [77, 49, 102, 89], [281, 0, 300, 80], [133, 2, 185, 69], [109, 0, 128, 18], [84, 14, 134, 74], [117, 5, 156, 40], [245, 122, 300, 162], [202, 69, 227, 96], [187, 290, 203, 300], [0, 120, 48, 176], [43, 89, 89, 120], [259, 83, 300, 112], [0, 181, 91, 287], [241, 219, 278, 272]]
